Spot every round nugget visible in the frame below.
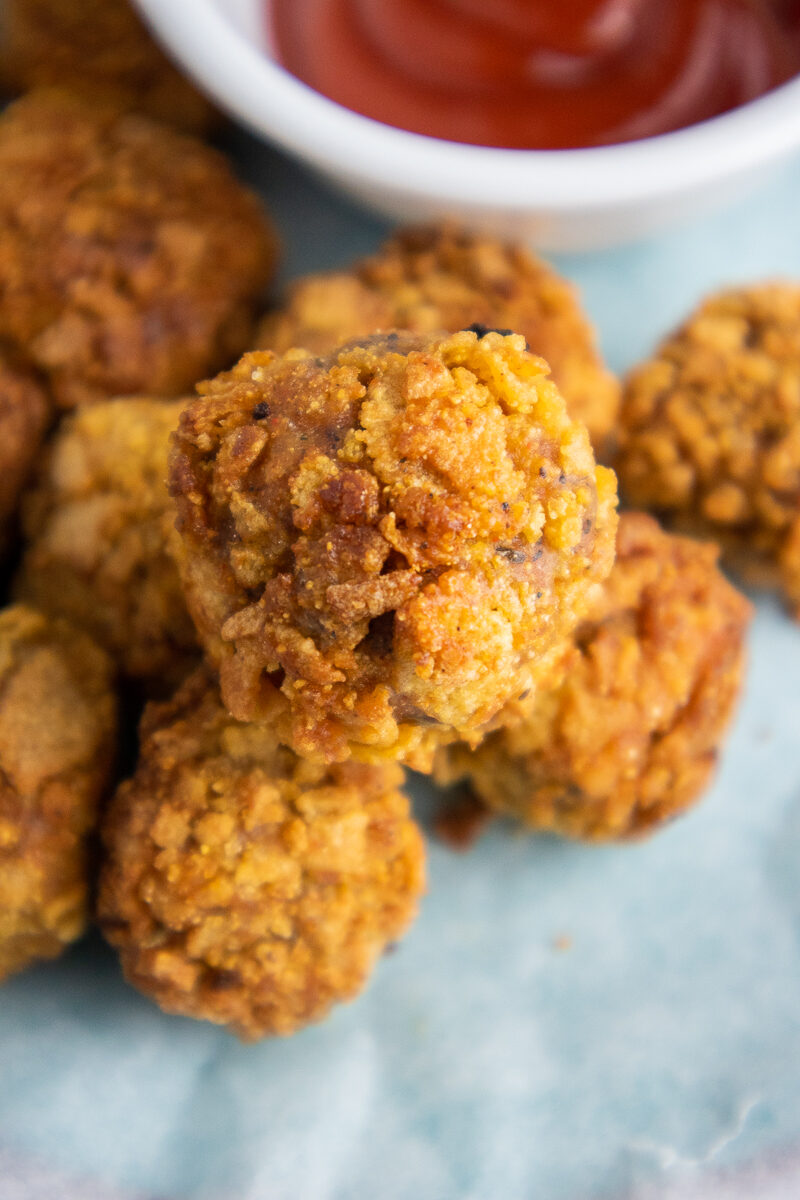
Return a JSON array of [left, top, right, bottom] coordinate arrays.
[[1, 0, 216, 134], [16, 396, 197, 689], [258, 226, 620, 456], [437, 513, 751, 840], [170, 330, 618, 764], [0, 351, 51, 532], [0, 605, 117, 981], [0, 89, 277, 409], [615, 283, 800, 617], [98, 668, 424, 1040]]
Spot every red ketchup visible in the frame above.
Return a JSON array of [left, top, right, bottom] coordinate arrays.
[[270, 0, 800, 149]]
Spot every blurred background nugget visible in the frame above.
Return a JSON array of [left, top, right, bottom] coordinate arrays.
[[0, 89, 278, 409], [615, 283, 800, 618], [437, 513, 752, 841], [16, 396, 197, 692], [259, 226, 620, 458], [1, 0, 216, 133], [0, 605, 117, 982], [98, 668, 425, 1040]]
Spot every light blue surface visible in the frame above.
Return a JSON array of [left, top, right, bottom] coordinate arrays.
[[2, 135, 800, 1200]]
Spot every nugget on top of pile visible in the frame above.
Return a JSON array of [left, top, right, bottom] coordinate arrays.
[[16, 396, 197, 690], [99, 668, 425, 1040], [0, 605, 117, 982], [170, 329, 618, 764], [615, 283, 800, 618], [0, 89, 276, 409], [259, 225, 620, 456], [437, 513, 752, 840], [1, 0, 216, 134]]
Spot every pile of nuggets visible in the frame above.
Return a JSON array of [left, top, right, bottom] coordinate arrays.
[[3, 0, 795, 1042]]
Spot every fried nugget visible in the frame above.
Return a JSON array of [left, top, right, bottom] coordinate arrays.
[[615, 283, 800, 617], [0, 351, 51, 534], [0, 605, 117, 981], [98, 668, 424, 1040], [258, 226, 620, 457], [16, 397, 197, 689], [0, 89, 277, 409], [169, 330, 618, 764], [1, 0, 216, 134], [436, 513, 751, 840]]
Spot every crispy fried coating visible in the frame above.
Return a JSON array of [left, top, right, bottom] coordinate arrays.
[[0, 351, 51, 532], [1, 0, 216, 134], [615, 283, 800, 617], [0, 605, 117, 981], [98, 668, 425, 1040], [258, 226, 620, 456], [436, 513, 751, 840], [170, 330, 618, 764], [0, 90, 277, 409], [16, 397, 197, 689]]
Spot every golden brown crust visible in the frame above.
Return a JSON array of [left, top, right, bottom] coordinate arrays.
[[0, 351, 51, 529], [436, 513, 752, 840], [16, 396, 197, 689], [615, 283, 800, 617], [258, 226, 620, 457], [170, 330, 618, 763], [1, 0, 217, 134], [0, 605, 117, 981], [0, 89, 277, 409], [98, 668, 425, 1040]]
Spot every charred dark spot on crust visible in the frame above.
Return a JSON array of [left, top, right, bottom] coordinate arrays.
[[380, 549, 409, 575], [495, 545, 526, 564], [207, 968, 243, 990], [501, 502, 510, 511], [358, 611, 396, 659], [251, 401, 270, 420], [583, 517, 593, 534], [743, 322, 762, 350], [574, 624, 595, 655], [464, 322, 515, 339]]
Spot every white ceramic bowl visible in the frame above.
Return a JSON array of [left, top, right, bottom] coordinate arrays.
[[133, 0, 800, 251]]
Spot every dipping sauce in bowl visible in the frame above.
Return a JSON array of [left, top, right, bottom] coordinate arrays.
[[270, 0, 800, 149]]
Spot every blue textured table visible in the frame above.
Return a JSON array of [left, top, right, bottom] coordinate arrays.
[[2, 130, 800, 1200]]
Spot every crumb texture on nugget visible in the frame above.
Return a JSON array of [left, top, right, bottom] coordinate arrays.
[[259, 225, 620, 455], [0, 352, 51, 530], [615, 283, 800, 616], [0, 605, 117, 982], [0, 89, 277, 408], [438, 513, 751, 840], [170, 330, 618, 762], [98, 668, 424, 1040], [1, 0, 217, 133], [17, 396, 197, 689]]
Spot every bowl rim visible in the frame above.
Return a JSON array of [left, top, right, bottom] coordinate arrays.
[[134, 0, 800, 211]]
